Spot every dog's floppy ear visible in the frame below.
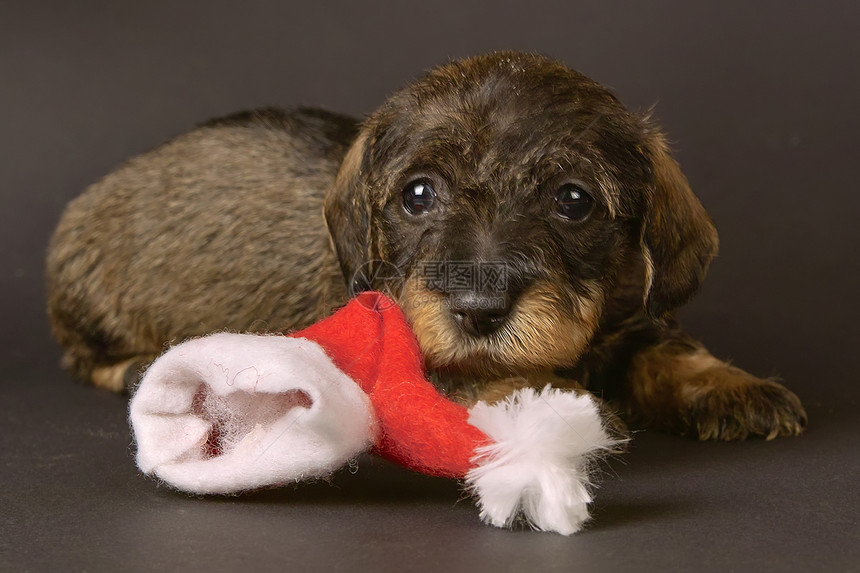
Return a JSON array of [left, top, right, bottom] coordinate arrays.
[[641, 129, 719, 318], [324, 130, 377, 293]]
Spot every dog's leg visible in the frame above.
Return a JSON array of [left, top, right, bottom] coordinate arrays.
[[90, 355, 156, 393], [624, 329, 807, 440], [450, 372, 629, 444]]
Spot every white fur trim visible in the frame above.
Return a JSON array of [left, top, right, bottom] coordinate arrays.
[[129, 333, 376, 494], [465, 386, 616, 535]]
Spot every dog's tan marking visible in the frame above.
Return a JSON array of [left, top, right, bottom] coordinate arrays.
[[91, 357, 145, 392], [627, 338, 807, 440], [400, 276, 603, 373]]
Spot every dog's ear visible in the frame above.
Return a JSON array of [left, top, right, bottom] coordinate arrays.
[[324, 130, 377, 293], [640, 128, 719, 318]]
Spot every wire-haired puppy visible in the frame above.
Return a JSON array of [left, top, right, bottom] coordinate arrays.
[[47, 52, 806, 441]]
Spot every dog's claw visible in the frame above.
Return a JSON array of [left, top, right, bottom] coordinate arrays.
[[687, 377, 807, 441]]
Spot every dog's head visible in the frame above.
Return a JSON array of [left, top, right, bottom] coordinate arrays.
[[325, 52, 717, 375]]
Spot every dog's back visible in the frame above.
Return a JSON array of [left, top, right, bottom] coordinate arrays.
[[46, 108, 357, 389]]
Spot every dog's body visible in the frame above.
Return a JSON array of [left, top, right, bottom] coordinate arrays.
[[48, 108, 356, 388], [47, 52, 806, 440]]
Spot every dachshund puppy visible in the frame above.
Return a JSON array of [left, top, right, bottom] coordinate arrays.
[[46, 52, 806, 440]]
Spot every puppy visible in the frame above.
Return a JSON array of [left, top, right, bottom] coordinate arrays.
[[46, 52, 806, 440]]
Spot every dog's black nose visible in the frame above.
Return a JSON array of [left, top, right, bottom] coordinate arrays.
[[449, 291, 511, 337]]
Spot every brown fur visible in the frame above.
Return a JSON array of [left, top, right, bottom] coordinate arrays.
[[46, 52, 806, 441], [401, 277, 602, 377], [624, 332, 806, 440], [47, 108, 354, 381]]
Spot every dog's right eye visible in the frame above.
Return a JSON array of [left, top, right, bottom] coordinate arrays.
[[402, 180, 437, 215], [555, 182, 594, 221]]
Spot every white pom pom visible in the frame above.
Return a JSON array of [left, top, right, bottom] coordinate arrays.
[[465, 386, 617, 535]]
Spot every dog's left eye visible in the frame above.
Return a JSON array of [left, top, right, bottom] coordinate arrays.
[[555, 183, 594, 221], [402, 180, 437, 215]]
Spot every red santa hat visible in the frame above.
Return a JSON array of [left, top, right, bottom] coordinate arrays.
[[130, 292, 616, 535]]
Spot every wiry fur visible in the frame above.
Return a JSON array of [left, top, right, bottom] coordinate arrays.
[[401, 278, 602, 373], [47, 108, 354, 389], [47, 52, 806, 441]]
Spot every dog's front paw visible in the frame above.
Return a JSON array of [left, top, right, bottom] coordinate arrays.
[[682, 369, 807, 441]]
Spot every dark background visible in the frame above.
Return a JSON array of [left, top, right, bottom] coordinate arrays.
[[2, 1, 858, 571]]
